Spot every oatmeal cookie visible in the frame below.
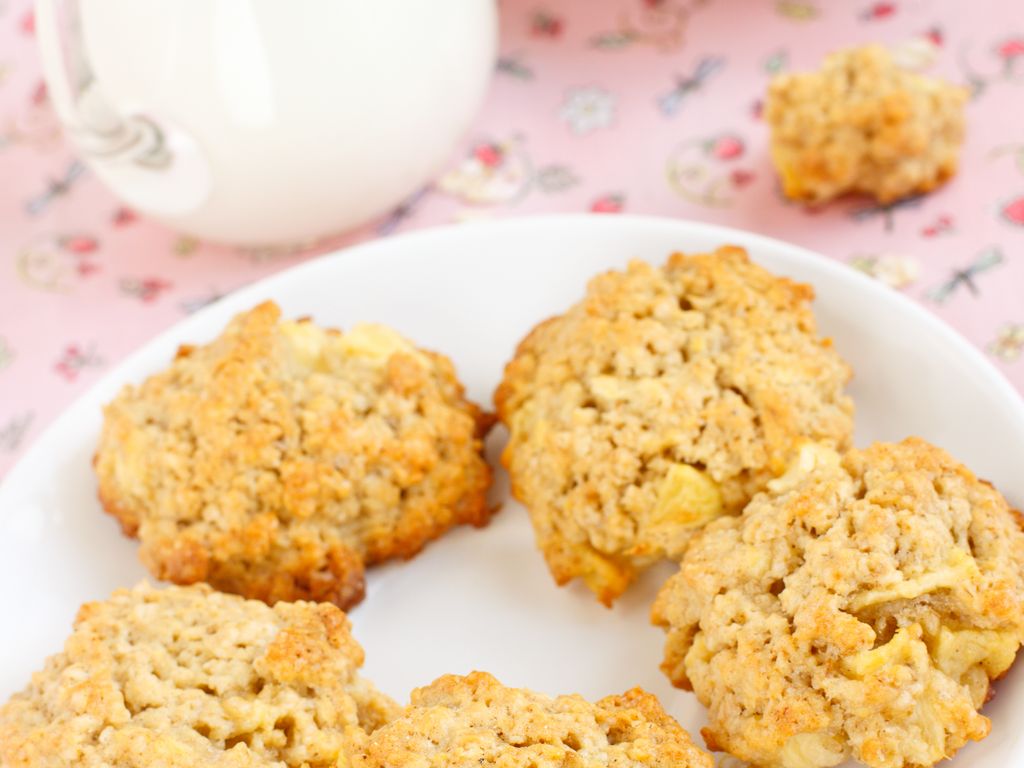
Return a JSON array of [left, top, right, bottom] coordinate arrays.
[[0, 582, 397, 768], [652, 439, 1024, 768], [94, 301, 492, 610], [495, 248, 853, 604], [766, 44, 967, 204], [356, 671, 712, 768]]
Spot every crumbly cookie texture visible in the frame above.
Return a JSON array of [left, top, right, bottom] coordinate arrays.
[[355, 671, 712, 768], [652, 439, 1024, 768], [765, 44, 967, 204], [94, 301, 492, 609], [0, 582, 398, 768], [495, 248, 853, 604]]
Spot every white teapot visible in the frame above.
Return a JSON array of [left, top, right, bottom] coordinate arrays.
[[36, 1, 497, 245]]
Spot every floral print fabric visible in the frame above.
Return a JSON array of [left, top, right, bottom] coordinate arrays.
[[0, 0, 1022, 475]]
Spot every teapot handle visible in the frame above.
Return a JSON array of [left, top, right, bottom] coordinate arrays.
[[35, 0, 171, 168], [35, 0, 212, 217]]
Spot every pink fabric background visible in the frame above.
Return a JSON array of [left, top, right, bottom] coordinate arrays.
[[1, 0, 1022, 477]]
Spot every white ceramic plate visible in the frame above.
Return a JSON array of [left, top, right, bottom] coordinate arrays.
[[2, 215, 1023, 765]]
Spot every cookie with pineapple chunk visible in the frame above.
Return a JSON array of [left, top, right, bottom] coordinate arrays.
[[766, 44, 967, 205], [652, 439, 1024, 768], [94, 301, 492, 609], [0, 582, 397, 768], [356, 671, 712, 768], [495, 247, 853, 604]]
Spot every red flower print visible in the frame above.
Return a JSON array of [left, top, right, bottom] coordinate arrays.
[[31, 81, 47, 107], [54, 343, 102, 382], [1001, 195, 1024, 226], [862, 2, 896, 20], [20, 10, 35, 35], [530, 12, 564, 39], [113, 207, 137, 226], [48, 233, 102, 276], [925, 27, 944, 47], [473, 143, 504, 169], [730, 169, 755, 188], [60, 235, 98, 254], [921, 214, 953, 237], [121, 277, 173, 303], [709, 134, 744, 161], [590, 193, 624, 213], [140, 278, 171, 301], [997, 38, 1024, 60]]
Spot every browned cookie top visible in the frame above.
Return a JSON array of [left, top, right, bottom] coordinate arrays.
[[766, 44, 967, 204], [94, 301, 492, 609], [0, 582, 397, 768], [496, 247, 853, 604], [356, 671, 712, 768], [653, 439, 1024, 768]]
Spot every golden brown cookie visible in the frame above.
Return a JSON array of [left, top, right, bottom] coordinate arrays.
[[766, 44, 967, 204], [652, 439, 1024, 768], [355, 671, 712, 768], [94, 301, 492, 609], [495, 248, 853, 604], [0, 582, 397, 768]]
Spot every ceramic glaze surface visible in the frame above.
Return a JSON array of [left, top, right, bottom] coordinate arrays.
[[38, 0, 497, 243]]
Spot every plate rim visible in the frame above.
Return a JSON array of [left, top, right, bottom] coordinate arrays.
[[3, 212, 1022, 496]]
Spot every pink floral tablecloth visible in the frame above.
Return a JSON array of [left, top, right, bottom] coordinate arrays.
[[1, 0, 1023, 477]]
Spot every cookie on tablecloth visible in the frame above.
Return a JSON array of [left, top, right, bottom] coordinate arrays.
[[766, 44, 967, 204]]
